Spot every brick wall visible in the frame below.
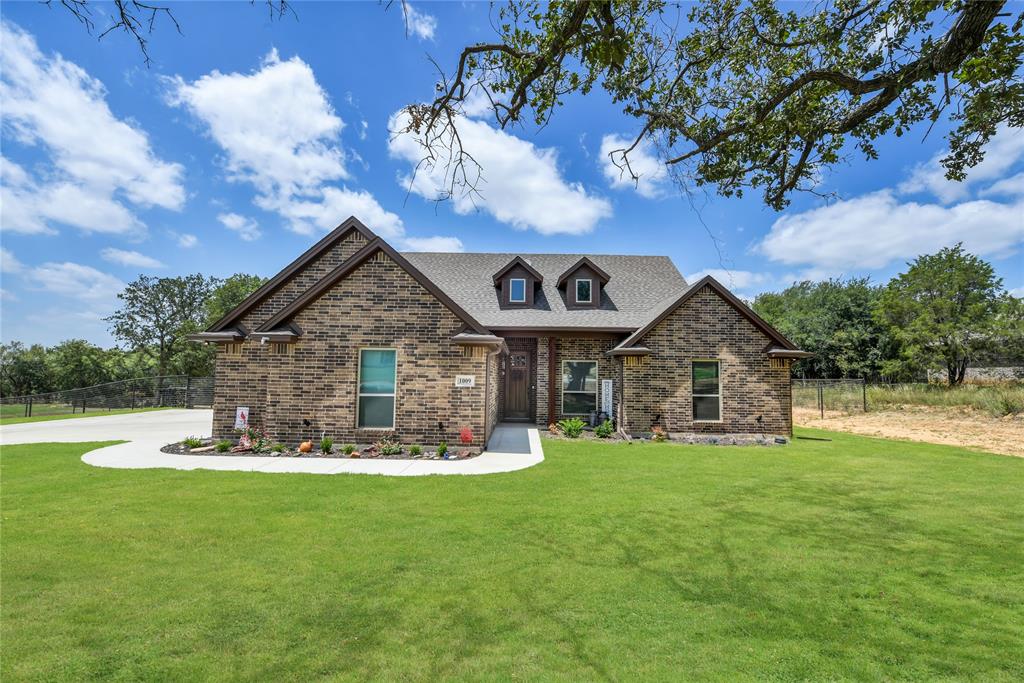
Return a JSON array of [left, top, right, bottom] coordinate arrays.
[[549, 337, 618, 424], [620, 286, 792, 436], [238, 231, 367, 331], [213, 252, 489, 447], [535, 337, 550, 426]]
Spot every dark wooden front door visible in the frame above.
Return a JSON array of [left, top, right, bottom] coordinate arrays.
[[505, 351, 531, 420]]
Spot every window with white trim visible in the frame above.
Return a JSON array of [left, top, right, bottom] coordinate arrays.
[[692, 360, 721, 421], [575, 278, 592, 303], [509, 278, 527, 303], [562, 360, 597, 414], [358, 349, 396, 428]]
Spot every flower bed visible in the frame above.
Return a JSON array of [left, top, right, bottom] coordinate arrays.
[[161, 438, 481, 460]]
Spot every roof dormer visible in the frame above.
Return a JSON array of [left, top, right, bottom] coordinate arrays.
[[557, 257, 610, 309], [492, 256, 543, 308]]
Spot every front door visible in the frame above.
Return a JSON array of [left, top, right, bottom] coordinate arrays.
[[505, 351, 531, 421]]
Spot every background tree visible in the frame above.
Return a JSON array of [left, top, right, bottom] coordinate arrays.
[[754, 278, 896, 380], [204, 273, 268, 328], [105, 274, 216, 378], [0, 342, 55, 396], [875, 244, 1014, 385], [400, 0, 1022, 209], [47, 339, 112, 391]]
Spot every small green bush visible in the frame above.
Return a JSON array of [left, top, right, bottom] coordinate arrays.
[[215, 440, 232, 453], [436, 441, 448, 457], [409, 444, 422, 456], [375, 435, 402, 456], [320, 436, 334, 453], [595, 419, 614, 438], [557, 418, 586, 438], [343, 443, 356, 455], [271, 443, 285, 453], [182, 436, 203, 449], [982, 388, 1024, 417]]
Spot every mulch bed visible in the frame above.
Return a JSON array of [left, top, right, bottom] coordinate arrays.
[[160, 439, 481, 460], [542, 430, 785, 446]]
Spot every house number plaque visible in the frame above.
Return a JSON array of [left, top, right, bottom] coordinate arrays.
[[454, 375, 476, 388]]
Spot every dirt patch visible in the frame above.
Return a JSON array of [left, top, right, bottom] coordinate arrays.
[[794, 405, 1024, 457]]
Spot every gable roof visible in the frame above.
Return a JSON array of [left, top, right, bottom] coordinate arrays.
[[613, 276, 798, 351], [255, 237, 490, 334], [492, 256, 544, 284], [401, 252, 688, 330], [207, 216, 376, 332], [556, 256, 611, 287]]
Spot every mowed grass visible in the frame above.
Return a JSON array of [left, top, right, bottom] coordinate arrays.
[[0, 405, 170, 425], [2, 433, 1022, 681]]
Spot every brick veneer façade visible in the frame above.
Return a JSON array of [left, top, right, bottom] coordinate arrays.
[[619, 285, 793, 436], [212, 252, 492, 447]]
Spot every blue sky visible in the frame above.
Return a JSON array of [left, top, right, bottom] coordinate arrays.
[[1, 2, 1022, 347]]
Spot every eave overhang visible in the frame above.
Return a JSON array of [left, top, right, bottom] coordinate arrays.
[[187, 329, 246, 343], [491, 256, 544, 285], [606, 346, 651, 357], [765, 346, 814, 359], [556, 257, 611, 288]]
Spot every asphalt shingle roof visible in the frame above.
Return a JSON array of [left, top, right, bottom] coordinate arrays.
[[401, 252, 688, 330]]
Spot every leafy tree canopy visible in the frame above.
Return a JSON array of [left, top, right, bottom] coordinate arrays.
[[875, 243, 1019, 384], [401, 0, 1022, 209]]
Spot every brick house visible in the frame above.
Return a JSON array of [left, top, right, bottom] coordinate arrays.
[[191, 216, 810, 447]]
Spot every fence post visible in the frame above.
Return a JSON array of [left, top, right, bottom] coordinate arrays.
[[818, 384, 824, 419], [185, 376, 192, 409], [862, 381, 867, 412]]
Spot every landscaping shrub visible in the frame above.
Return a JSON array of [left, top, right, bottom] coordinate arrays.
[[459, 427, 474, 445], [409, 444, 422, 456], [595, 419, 614, 438], [343, 443, 356, 455], [214, 440, 231, 453], [437, 441, 448, 457], [182, 436, 203, 449], [375, 435, 402, 456], [271, 443, 285, 453], [651, 426, 667, 442], [557, 418, 586, 438], [320, 436, 334, 454]]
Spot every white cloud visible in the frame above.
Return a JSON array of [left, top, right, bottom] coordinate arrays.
[[389, 111, 612, 235], [1009, 286, 1024, 298], [600, 134, 669, 199], [0, 21, 184, 236], [100, 248, 165, 269], [217, 212, 262, 241], [171, 51, 461, 249], [176, 233, 198, 248], [686, 269, 772, 292], [401, 236, 465, 252], [757, 189, 1024, 273], [899, 125, 1024, 203], [0, 288, 16, 301], [25, 261, 125, 302], [979, 172, 1024, 199], [1, 247, 24, 274], [168, 49, 348, 216], [273, 186, 404, 238], [403, 3, 437, 40]]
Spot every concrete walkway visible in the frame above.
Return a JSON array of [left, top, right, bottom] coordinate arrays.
[[1, 410, 544, 476]]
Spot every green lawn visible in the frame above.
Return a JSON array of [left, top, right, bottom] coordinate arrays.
[[0, 406, 170, 425], [2, 432, 1022, 681]]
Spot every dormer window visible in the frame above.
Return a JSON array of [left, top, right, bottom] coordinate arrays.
[[557, 257, 610, 309], [509, 278, 527, 303], [575, 279, 592, 303], [492, 256, 543, 309]]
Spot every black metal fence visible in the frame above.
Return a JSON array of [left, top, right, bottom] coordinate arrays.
[[1, 375, 213, 418], [792, 378, 867, 416]]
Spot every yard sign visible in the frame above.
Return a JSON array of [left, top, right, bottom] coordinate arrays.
[[234, 406, 249, 429]]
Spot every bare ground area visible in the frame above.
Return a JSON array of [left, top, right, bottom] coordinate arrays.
[[794, 405, 1024, 458]]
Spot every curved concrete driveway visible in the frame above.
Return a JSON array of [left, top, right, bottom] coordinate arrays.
[[0, 409, 544, 476]]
